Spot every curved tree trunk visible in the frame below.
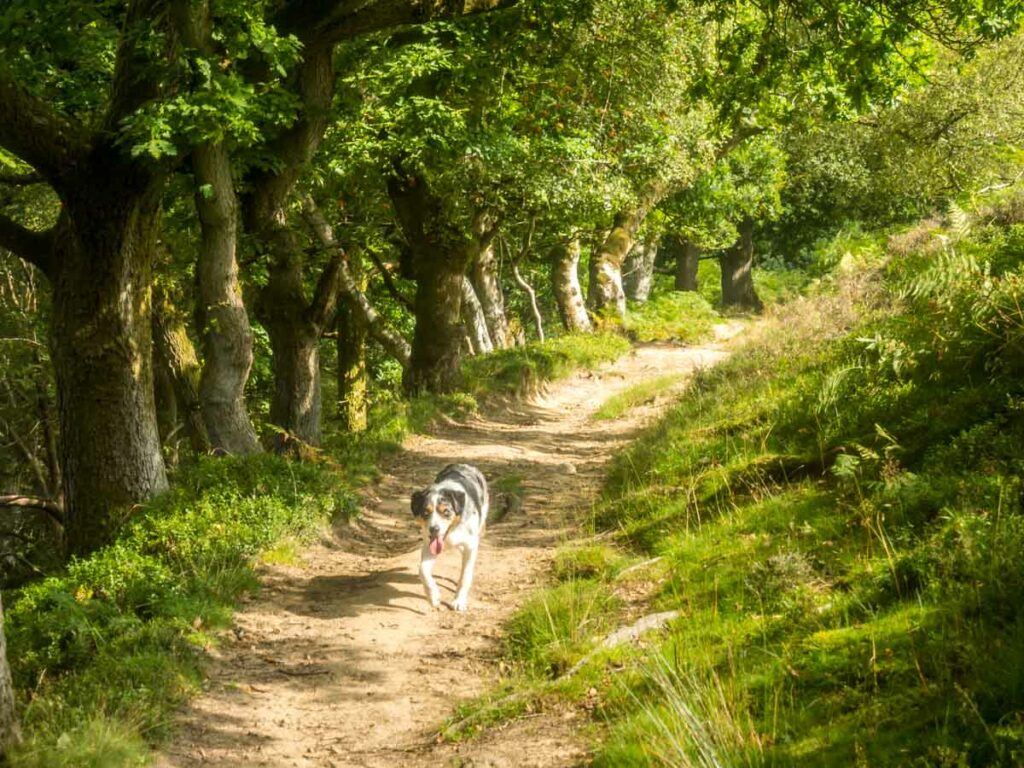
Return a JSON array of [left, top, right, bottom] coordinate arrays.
[[512, 262, 545, 342], [192, 142, 261, 454], [336, 250, 367, 433], [461, 277, 493, 355], [588, 184, 665, 318], [0, 593, 20, 762], [51, 182, 168, 557], [469, 232, 511, 349], [719, 218, 763, 312], [153, 286, 211, 454], [622, 238, 657, 302], [675, 237, 700, 292], [551, 239, 591, 333]]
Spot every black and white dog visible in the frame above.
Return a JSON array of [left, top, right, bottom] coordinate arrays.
[[410, 464, 489, 611]]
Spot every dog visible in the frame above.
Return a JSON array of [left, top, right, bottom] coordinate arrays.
[[410, 463, 489, 611]]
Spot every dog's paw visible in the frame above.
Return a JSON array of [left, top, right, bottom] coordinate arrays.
[[429, 592, 442, 610], [450, 595, 469, 612]]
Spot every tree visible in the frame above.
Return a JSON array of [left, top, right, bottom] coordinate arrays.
[[0, 0, 516, 551]]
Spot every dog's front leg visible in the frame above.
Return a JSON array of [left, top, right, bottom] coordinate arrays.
[[419, 543, 442, 609], [451, 544, 478, 612]]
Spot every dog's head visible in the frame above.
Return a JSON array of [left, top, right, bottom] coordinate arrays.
[[411, 486, 466, 556]]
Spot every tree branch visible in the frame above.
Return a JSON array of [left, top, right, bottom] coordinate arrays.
[[302, 197, 412, 368], [276, 0, 518, 46], [0, 211, 55, 274], [0, 495, 64, 528], [0, 65, 88, 184], [365, 249, 415, 312]]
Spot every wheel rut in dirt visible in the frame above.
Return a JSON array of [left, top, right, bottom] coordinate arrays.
[[156, 334, 737, 768]]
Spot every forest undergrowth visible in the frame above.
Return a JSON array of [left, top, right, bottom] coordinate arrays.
[[456, 190, 1024, 767]]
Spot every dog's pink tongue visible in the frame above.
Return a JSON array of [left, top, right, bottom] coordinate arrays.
[[429, 537, 444, 556]]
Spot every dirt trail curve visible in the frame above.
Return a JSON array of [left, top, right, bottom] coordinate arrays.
[[156, 329, 739, 768]]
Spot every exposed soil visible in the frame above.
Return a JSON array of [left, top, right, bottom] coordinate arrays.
[[156, 329, 739, 768]]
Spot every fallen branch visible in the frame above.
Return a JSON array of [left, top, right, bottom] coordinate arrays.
[[0, 495, 63, 527]]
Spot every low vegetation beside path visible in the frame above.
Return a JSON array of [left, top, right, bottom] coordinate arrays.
[[459, 198, 1024, 766]]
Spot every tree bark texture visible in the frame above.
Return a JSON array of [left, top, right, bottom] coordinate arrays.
[[192, 142, 261, 455], [153, 286, 211, 454], [50, 174, 169, 557], [469, 227, 510, 349], [588, 184, 664, 319], [719, 218, 763, 312], [388, 174, 474, 394], [550, 240, 592, 333], [622, 238, 658, 302], [0, 592, 20, 762], [461, 278, 494, 355], [336, 250, 368, 433], [675, 237, 701, 292]]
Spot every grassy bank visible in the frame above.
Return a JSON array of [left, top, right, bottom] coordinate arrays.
[[470, 197, 1024, 766], [6, 456, 355, 767]]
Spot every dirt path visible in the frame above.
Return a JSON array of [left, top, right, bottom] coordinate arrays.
[[156, 332, 738, 768]]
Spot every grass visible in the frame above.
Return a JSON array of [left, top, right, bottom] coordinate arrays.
[[462, 331, 631, 399], [455, 200, 1024, 765], [5, 455, 356, 767], [624, 291, 718, 343], [593, 373, 683, 421]]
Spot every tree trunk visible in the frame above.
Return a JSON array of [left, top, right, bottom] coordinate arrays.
[[387, 174, 472, 395], [192, 142, 261, 455], [406, 256, 466, 393], [153, 286, 211, 454], [0, 592, 20, 762], [675, 237, 700, 292], [622, 238, 658, 302], [153, 345, 178, 448], [251, 214, 339, 447], [461, 277, 493, 355], [243, 48, 336, 446], [50, 177, 168, 557], [588, 209, 643, 318], [511, 262, 545, 342], [336, 250, 367, 433], [719, 218, 763, 312], [469, 233, 511, 349], [551, 239, 591, 333]]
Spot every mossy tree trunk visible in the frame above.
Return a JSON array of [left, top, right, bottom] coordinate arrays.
[[336, 249, 368, 433], [588, 185, 664, 319], [622, 237, 658, 302], [152, 285, 211, 454], [550, 239, 591, 333], [719, 218, 763, 312]]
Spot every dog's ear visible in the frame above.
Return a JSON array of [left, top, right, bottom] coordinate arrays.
[[411, 489, 428, 518], [444, 489, 467, 516]]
